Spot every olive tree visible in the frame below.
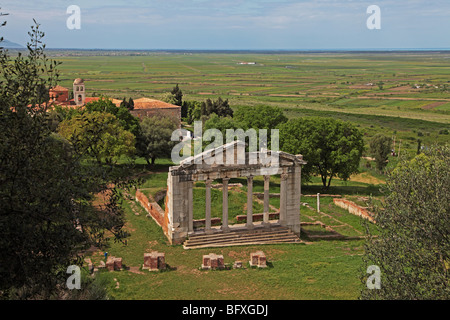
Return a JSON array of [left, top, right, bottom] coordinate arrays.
[[361, 145, 449, 300], [279, 117, 364, 190]]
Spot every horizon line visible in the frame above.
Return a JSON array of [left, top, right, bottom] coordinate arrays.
[[8, 47, 450, 52]]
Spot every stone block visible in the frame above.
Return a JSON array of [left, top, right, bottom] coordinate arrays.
[[114, 258, 122, 270], [201, 253, 224, 270], [106, 256, 123, 271], [143, 252, 166, 271], [106, 257, 115, 271], [202, 255, 211, 268], [249, 251, 267, 268]]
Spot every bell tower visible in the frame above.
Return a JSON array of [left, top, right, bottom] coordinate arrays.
[[73, 78, 85, 106]]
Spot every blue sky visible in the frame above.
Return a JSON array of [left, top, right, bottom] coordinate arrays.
[[1, 0, 449, 49]]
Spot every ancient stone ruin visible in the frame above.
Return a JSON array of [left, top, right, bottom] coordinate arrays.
[[249, 251, 267, 268], [164, 141, 306, 246], [106, 256, 122, 271], [143, 252, 166, 271], [201, 253, 225, 270]]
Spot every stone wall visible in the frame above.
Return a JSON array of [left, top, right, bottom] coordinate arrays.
[[135, 189, 168, 233], [333, 198, 376, 223], [236, 212, 279, 223]]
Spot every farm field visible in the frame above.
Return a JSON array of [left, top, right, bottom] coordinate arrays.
[[50, 51, 450, 159], [51, 51, 450, 125]]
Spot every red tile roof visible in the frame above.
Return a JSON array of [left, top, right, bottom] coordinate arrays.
[[49, 85, 69, 92], [133, 98, 180, 109]]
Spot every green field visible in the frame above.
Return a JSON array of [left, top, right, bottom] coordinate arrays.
[[51, 51, 450, 159], [52, 51, 450, 124]]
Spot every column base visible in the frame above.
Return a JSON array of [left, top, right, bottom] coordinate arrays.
[[246, 223, 254, 230], [262, 221, 271, 228], [221, 226, 230, 233], [263, 212, 270, 226]]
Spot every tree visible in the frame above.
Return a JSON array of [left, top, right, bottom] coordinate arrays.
[[185, 100, 202, 124], [58, 111, 136, 165], [0, 20, 128, 299], [127, 97, 134, 111], [136, 115, 178, 166], [377, 81, 384, 90], [200, 97, 233, 118], [120, 97, 127, 109], [234, 105, 287, 130], [361, 146, 449, 300], [279, 117, 364, 189], [170, 84, 183, 106], [203, 113, 243, 148], [369, 134, 392, 171], [213, 97, 233, 117], [120, 97, 134, 111], [84, 97, 140, 136]]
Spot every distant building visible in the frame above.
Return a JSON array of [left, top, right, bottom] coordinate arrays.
[[73, 78, 86, 106], [47, 79, 181, 127], [130, 98, 181, 128], [49, 85, 69, 103]]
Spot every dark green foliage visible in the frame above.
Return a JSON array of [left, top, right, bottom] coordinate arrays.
[[184, 98, 233, 123], [58, 111, 136, 165], [201, 97, 233, 118], [136, 115, 178, 165], [84, 97, 140, 136], [0, 20, 129, 299], [127, 97, 134, 111], [279, 117, 364, 190], [170, 84, 183, 106], [361, 146, 450, 300], [234, 105, 287, 130], [369, 134, 392, 171], [120, 97, 134, 111]]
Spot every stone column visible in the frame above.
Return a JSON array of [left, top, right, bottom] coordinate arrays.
[[246, 176, 254, 229], [221, 178, 230, 232], [188, 181, 194, 233], [279, 173, 288, 226], [205, 179, 212, 234], [263, 175, 270, 227]]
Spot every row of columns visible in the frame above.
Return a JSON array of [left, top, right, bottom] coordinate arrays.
[[193, 175, 274, 234]]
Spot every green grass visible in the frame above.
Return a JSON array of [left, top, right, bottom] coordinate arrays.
[[90, 191, 368, 300]]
